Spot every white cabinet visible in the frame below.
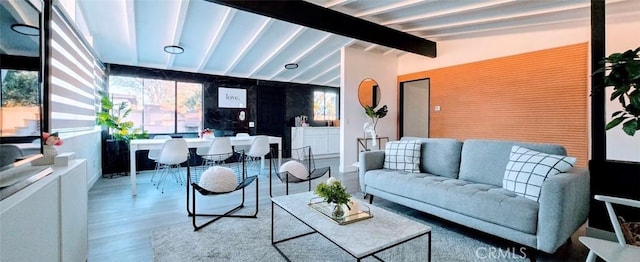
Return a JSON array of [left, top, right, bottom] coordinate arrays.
[[0, 159, 88, 262], [291, 127, 339, 159]]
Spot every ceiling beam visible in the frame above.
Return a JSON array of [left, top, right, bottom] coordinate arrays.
[[322, 0, 357, 9], [125, 0, 138, 65], [197, 8, 236, 72], [206, 0, 436, 57], [353, 0, 427, 17], [166, 0, 190, 68], [381, 0, 516, 26], [268, 32, 333, 79], [405, 2, 589, 33], [250, 26, 306, 77], [224, 17, 273, 75]]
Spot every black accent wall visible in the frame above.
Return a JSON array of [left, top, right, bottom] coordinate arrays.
[[107, 64, 339, 158]]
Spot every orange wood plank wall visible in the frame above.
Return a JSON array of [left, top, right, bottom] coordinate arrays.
[[398, 43, 588, 167]]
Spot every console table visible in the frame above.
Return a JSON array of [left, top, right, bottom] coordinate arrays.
[[356, 137, 389, 160]]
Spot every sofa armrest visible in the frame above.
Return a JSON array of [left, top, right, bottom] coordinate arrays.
[[358, 150, 385, 192], [537, 167, 590, 253]]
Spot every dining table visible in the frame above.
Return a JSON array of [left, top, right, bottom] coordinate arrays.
[[128, 136, 282, 196]]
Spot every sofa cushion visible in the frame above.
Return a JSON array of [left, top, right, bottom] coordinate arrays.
[[400, 137, 462, 178], [458, 139, 567, 187], [503, 146, 576, 202], [364, 169, 539, 234], [384, 140, 421, 173]]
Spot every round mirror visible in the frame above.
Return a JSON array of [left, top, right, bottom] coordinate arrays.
[[358, 78, 380, 108]]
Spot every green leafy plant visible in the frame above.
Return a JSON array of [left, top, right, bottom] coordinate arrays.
[[595, 47, 640, 136], [364, 104, 388, 130], [315, 177, 351, 205], [96, 90, 148, 142]]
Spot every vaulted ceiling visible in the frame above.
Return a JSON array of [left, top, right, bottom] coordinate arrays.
[[76, 0, 640, 88]]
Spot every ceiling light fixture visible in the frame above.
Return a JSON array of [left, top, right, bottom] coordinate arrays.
[[11, 23, 39, 36], [284, 63, 298, 70], [164, 45, 184, 55]]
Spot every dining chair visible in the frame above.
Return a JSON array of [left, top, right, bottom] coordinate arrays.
[[245, 135, 272, 177], [579, 195, 640, 262], [233, 132, 251, 153], [199, 137, 234, 176], [155, 138, 189, 193], [149, 135, 173, 184]]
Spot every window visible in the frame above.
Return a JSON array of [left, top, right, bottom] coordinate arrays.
[[1, 69, 40, 136], [313, 91, 337, 121], [108, 76, 202, 134]]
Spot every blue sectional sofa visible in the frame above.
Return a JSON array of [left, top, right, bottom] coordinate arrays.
[[358, 138, 590, 253]]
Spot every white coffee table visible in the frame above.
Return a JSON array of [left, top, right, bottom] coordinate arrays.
[[271, 191, 431, 261]]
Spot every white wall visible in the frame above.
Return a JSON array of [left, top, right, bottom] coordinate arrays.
[[398, 13, 640, 162], [56, 129, 102, 188], [340, 47, 398, 172]]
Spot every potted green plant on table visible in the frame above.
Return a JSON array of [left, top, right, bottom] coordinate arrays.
[[595, 46, 640, 136], [315, 177, 352, 220], [363, 104, 388, 140]]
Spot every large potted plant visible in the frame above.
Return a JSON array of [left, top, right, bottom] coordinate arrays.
[[596, 46, 640, 136], [96, 91, 147, 142], [589, 46, 640, 233], [96, 91, 147, 175]]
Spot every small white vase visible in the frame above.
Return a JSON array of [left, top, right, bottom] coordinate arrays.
[[31, 145, 58, 166], [43, 145, 58, 157]]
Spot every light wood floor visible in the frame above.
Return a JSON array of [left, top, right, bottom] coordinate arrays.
[[88, 157, 588, 261]]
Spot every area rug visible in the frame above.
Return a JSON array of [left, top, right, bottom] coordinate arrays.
[[152, 200, 530, 261]]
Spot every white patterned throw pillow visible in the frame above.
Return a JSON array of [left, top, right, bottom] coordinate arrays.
[[503, 145, 576, 202], [383, 140, 421, 173]]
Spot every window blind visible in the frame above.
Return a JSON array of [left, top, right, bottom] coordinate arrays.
[[49, 7, 104, 132]]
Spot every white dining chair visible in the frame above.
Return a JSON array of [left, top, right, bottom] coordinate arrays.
[[149, 135, 173, 184], [234, 133, 251, 153], [155, 138, 189, 193], [202, 137, 234, 166], [245, 135, 271, 177]]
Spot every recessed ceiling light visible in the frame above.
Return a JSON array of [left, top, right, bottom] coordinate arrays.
[[164, 45, 184, 55], [284, 63, 299, 70], [11, 23, 39, 36]]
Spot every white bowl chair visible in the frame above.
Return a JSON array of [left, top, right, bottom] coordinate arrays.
[[149, 135, 173, 184], [245, 135, 271, 177], [579, 195, 640, 262], [155, 138, 189, 193]]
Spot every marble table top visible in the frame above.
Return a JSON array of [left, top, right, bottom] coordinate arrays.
[[271, 191, 431, 258]]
